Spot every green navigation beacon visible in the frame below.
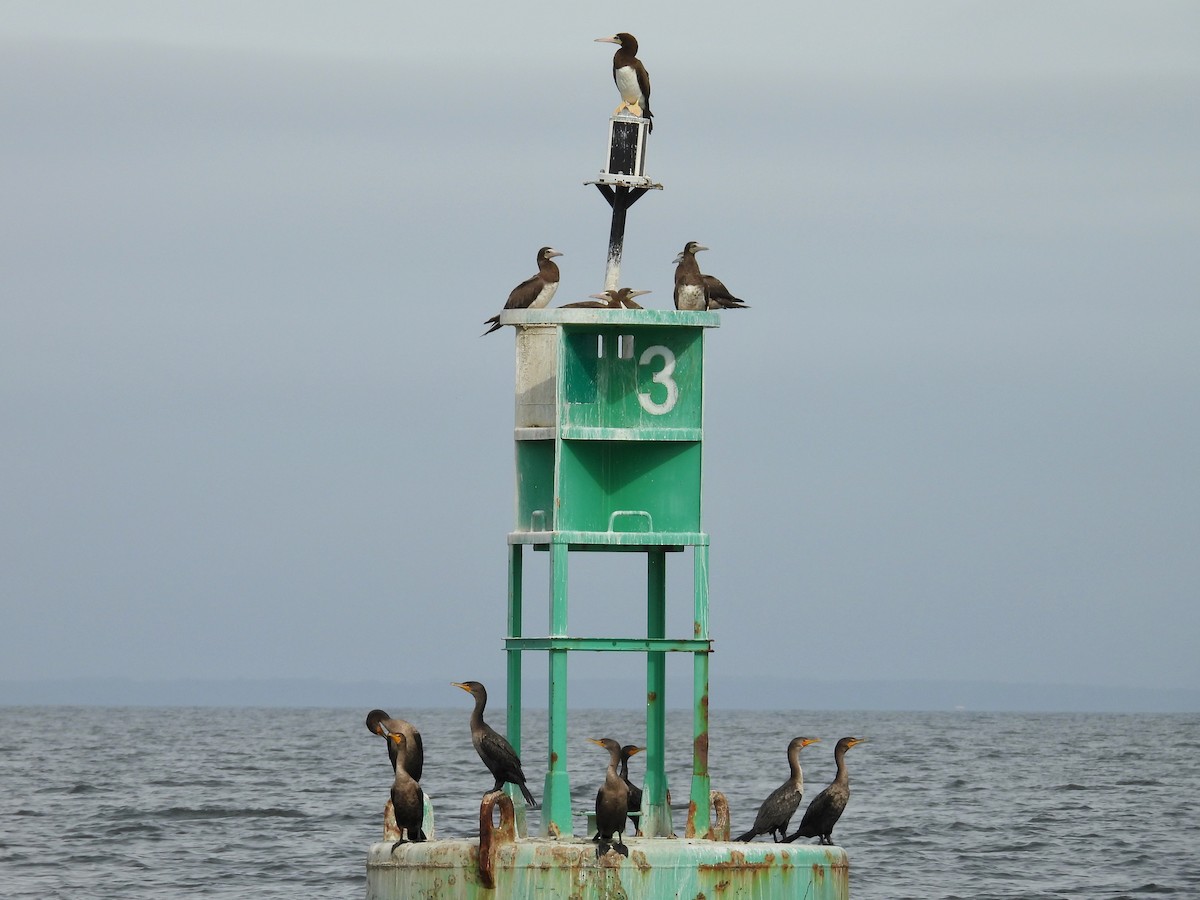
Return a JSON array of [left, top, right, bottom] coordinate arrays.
[[500, 303, 719, 838]]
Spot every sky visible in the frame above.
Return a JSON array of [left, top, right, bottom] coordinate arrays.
[[2, 2, 1198, 710]]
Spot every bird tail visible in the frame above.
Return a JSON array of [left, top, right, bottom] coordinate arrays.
[[481, 316, 502, 336], [734, 829, 757, 842], [519, 782, 539, 809]]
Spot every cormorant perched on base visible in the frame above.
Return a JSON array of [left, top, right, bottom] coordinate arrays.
[[735, 736, 819, 842], [365, 709, 424, 782], [620, 744, 644, 833], [594, 33, 653, 132], [784, 737, 865, 845], [452, 681, 538, 808], [590, 738, 629, 857], [482, 247, 563, 335], [385, 731, 426, 848]]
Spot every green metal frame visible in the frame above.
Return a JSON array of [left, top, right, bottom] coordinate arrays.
[[500, 309, 720, 839]]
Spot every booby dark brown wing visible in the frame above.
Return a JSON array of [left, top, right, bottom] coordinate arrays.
[[482, 247, 562, 335]]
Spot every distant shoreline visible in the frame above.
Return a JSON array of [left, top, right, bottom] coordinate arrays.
[[2, 676, 1197, 714]]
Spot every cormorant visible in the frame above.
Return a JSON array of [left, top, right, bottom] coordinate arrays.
[[784, 737, 865, 845], [590, 737, 629, 856], [365, 709, 424, 782], [482, 247, 562, 335], [620, 744, 644, 833], [452, 681, 538, 807], [385, 731, 426, 847], [735, 736, 819, 842], [594, 33, 653, 131]]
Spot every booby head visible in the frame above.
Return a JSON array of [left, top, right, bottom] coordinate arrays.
[[538, 247, 564, 261], [680, 241, 709, 258], [594, 33, 639, 53]]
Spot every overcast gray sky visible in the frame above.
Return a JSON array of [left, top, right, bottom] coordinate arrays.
[[2, 2, 1197, 708]]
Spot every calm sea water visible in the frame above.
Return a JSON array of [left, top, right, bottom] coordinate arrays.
[[1, 706, 1196, 898]]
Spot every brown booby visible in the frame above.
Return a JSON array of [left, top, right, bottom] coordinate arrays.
[[673, 241, 709, 310], [365, 709, 424, 782], [671, 249, 751, 310], [595, 33, 653, 132], [482, 247, 563, 335]]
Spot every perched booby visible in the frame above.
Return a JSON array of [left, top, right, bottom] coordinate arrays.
[[673, 241, 709, 310], [365, 709, 424, 782], [559, 288, 651, 309], [590, 738, 630, 857], [784, 737, 865, 846], [595, 33, 653, 132], [385, 731, 426, 848], [676, 252, 748, 312], [482, 247, 563, 335], [453, 681, 539, 808], [735, 737, 819, 842], [671, 245, 750, 310]]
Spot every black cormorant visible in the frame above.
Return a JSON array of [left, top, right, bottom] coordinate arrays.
[[736, 736, 819, 842], [590, 737, 629, 857], [452, 681, 538, 808], [365, 709, 424, 782], [784, 737, 864, 845]]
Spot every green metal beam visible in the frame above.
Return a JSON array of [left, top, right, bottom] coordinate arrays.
[[505, 637, 711, 653]]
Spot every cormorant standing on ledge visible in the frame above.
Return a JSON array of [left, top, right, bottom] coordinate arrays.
[[594, 33, 653, 132], [365, 709, 424, 782], [452, 681, 538, 807], [735, 736, 819, 842], [590, 738, 629, 857], [620, 744, 644, 833], [784, 737, 865, 845], [482, 247, 562, 335], [385, 731, 426, 846]]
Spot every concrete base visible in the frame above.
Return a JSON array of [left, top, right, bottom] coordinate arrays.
[[366, 836, 849, 899]]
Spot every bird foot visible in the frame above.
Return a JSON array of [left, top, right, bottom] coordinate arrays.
[[390, 839, 408, 853], [627, 103, 643, 118], [612, 103, 629, 116]]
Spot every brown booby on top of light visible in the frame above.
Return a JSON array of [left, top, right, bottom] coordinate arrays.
[[482, 246, 563, 335], [595, 33, 653, 132]]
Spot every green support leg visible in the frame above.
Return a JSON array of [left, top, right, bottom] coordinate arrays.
[[506, 544, 528, 835], [642, 550, 672, 837], [543, 541, 572, 836], [687, 544, 712, 838]]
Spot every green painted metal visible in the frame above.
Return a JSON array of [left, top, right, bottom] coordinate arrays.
[[500, 309, 720, 840], [367, 838, 850, 900]]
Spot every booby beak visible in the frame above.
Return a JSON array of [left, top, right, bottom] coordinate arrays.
[[546, 249, 563, 259], [594, 36, 620, 44]]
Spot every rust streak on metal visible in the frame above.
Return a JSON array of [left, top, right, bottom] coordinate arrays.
[[697, 849, 773, 873], [710, 791, 730, 841]]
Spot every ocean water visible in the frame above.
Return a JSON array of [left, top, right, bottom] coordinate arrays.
[[1, 706, 1197, 899]]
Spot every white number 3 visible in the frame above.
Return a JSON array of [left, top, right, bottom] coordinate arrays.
[[637, 345, 679, 415]]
